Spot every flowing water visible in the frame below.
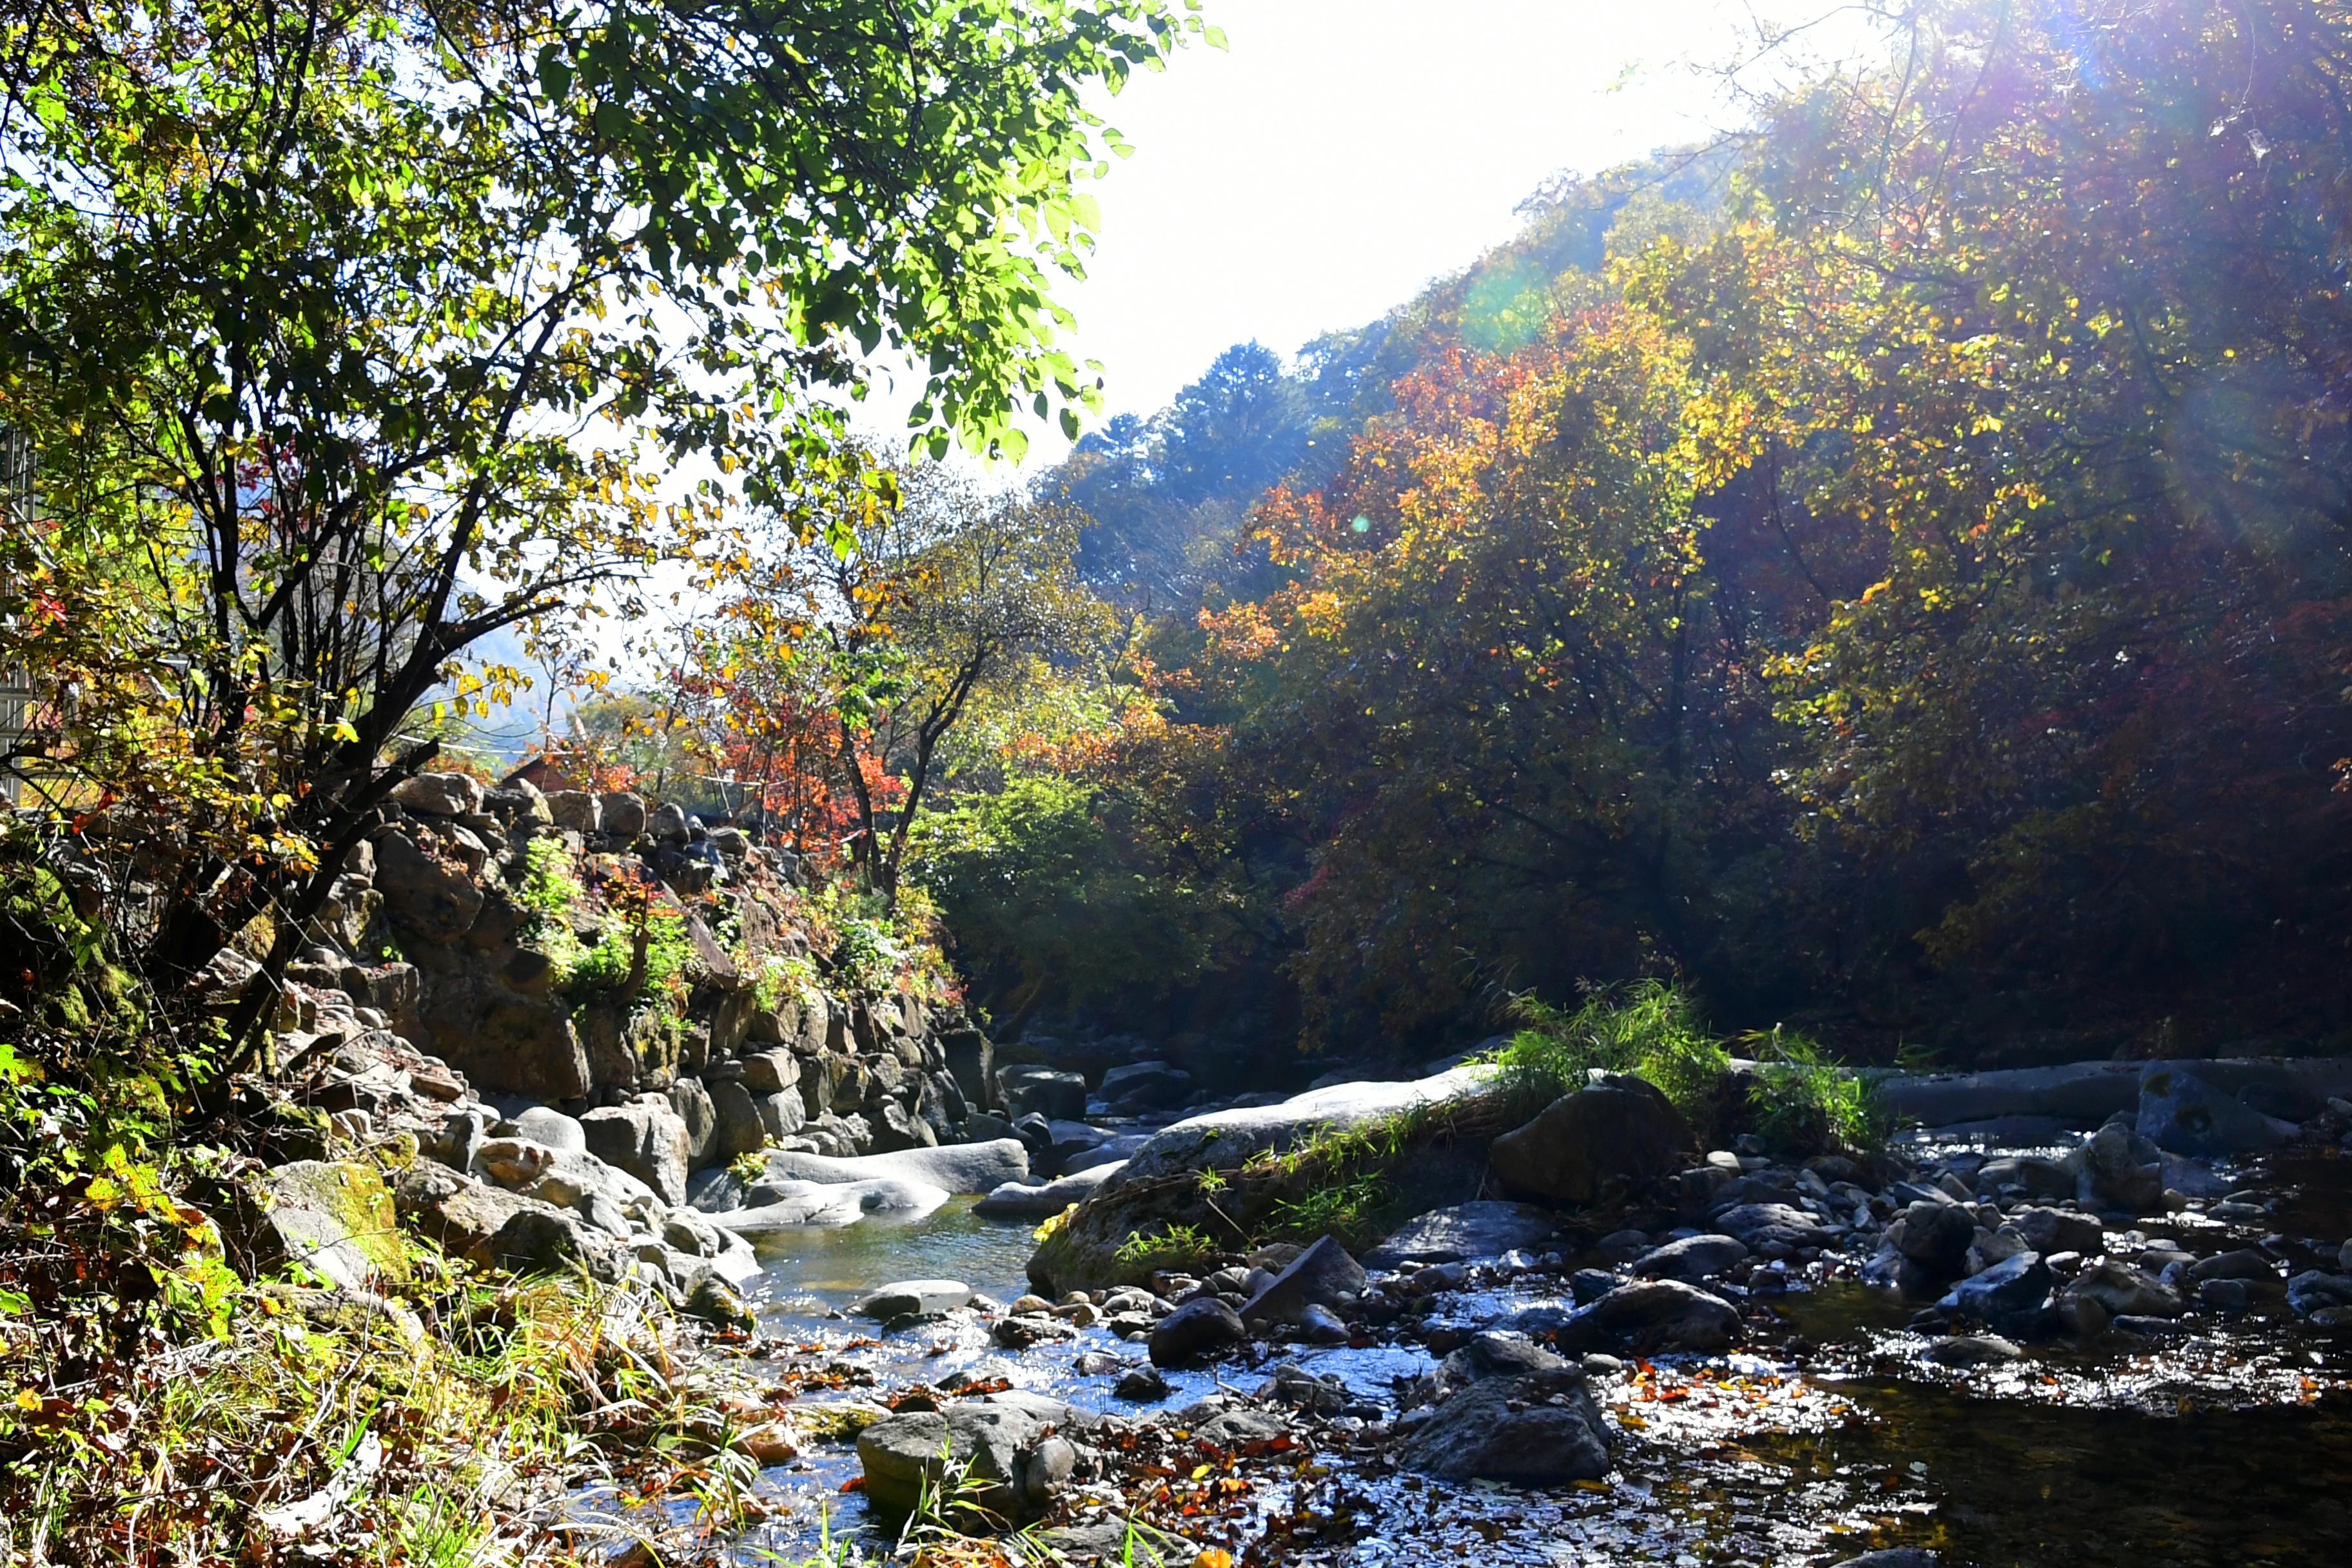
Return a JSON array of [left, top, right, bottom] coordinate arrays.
[[587, 1155, 2352, 1567]]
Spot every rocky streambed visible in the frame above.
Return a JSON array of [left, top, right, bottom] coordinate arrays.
[[562, 1061, 2352, 1567]]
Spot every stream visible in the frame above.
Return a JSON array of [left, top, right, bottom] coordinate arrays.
[[580, 1142, 2352, 1567]]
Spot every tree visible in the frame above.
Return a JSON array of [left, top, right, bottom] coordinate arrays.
[[0, 0, 1208, 1065]]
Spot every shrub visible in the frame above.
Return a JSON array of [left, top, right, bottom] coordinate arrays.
[[1484, 979, 1732, 1120]]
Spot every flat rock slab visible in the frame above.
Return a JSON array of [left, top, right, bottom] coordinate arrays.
[[759, 1139, 1030, 1195], [1400, 1376, 1611, 1484], [1874, 1057, 2352, 1130], [251, 1160, 410, 1295], [973, 1161, 1126, 1219], [1106, 1064, 1505, 1190], [714, 1177, 950, 1238], [854, 1279, 974, 1318], [1366, 1202, 1561, 1269], [1712, 1202, 1836, 1252]]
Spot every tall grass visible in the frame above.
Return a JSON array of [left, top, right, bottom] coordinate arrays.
[[1484, 979, 1732, 1117]]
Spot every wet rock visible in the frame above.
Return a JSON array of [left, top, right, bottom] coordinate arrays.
[[2198, 1278, 2253, 1313], [2286, 1271, 2352, 1320], [681, 1273, 757, 1331], [241, 1160, 411, 1295], [2006, 1205, 2104, 1257], [855, 1393, 1075, 1520], [1193, 1407, 1289, 1444], [1032, 1517, 1188, 1568], [1942, 1251, 2050, 1318], [1295, 1302, 1350, 1343], [1897, 1200, 1975, 1277], [1400, 1376, 1611, 1484], [1921, 1333, 2023, 1366], [1488, 1075, 1697, 1204], [2188, 1248, 2276, 1283], [580, 1099, 691, 1205], [1976, 1155, 2076, 1202], [1570, 1268, 1620, 1304], [1433, 1329, 1584, 1397], [1148, 1297, 1247, 1366], [1239, 1234, 1365, 1326], [2064, 1259, 2182, 1318], [2137, 1065, 2289, 1157], [1557, 1279, 1741, 1354], [1591, 1228, 1656, 1263], [1832, 1551, 1941, 1568], [1113, 1366, 1171, 1402], [1633, 1234, 1750, 1283], [2074, 1118, 2167, 1214], [852, 1279, 974, 1320], [1712, 1202, 1835, 1253], [974, 1161, 1124, 1219], [1366, 1202, 1561, 1269]]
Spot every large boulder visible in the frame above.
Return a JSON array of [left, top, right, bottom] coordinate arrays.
[[393, 1161, 558, 1262], [1148, 1298, 1247, 1366], [1366, 1202, 1562, 1269], [709, 1079, 772, 1161], [600, 792, 648, 840], [759, 1139, 1030, 1195], [391, 771, 484, 818], [242, 1161, 410, 1295], [1400, 1374, 1609, 1485], [371, 830, 485, 944], [487, 1206, 622, 1282], [712, 1177, 950, 1237], [856, 1392, 1077, 1521], [973, 1161, 1125, 1219], [1557, 1279, 1741, 1354], [2135, 1065, 2291, 1158], [852, 1280, 974, 1319], [1633, 1234, 1750, 1284], [2007, 1206, 2104, 1258], [1943, 1251, 2052, 1320], [668, 1078, 718, 1168], [997, 1066, 1088, 1121], [545, 790, 600, 833], [2064, 1259, 2182, 1319], [1712, 1202, 1836, 1253], [1896, 1200, 1975, 1277], [513, 1106, 587, 1153], [580, 1098, 692, 1205], [1487, 1075, 1696, 1204], [940, 1026, 995, 1112], [2073, 1119, 2168, 1214], [1239, 1235, 1366, 1326], [1098, 1060, 1194, 1113]]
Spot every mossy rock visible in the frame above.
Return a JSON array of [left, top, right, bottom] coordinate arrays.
[[239, 1159, 413, 1295]]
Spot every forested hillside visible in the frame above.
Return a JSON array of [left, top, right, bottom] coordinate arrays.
[[936, 0, 2352, 1068]]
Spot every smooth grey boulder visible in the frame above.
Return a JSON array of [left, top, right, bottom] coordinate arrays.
[[2287, 1271, 2352, 1319], [711, 1177, 950, 1237], [391, 771, 482, 818], [853, 1279, 974, 1319], [1557, 1279, 1741, 1354], [1103, 1064, 1504, 1191], [2074, 1119, 2167, 1214], [1897, 1200, 1975, 1277], [741, 1048, 801, 1095], [2188, 1248, 2275, 1283], [1712, 1202, 1835, 1253], [1633, 1234, 1750, 1284], [759, 1139, 1030, 1195], [1148, 1297, 1247, 1366], [2136, 1064, 2291, 1157], [599, 791, 647, 840], [1875, 1057, 2352, 1130], [2006, 1205, 2104, 1258], [668, 1077, 718, 1167], [1239, 1234, 1366, 1326], [972, 1161, 1126, 1219], [1366, 1202, 1561, 1269], [1400, 1375, 1610, 1484], [648, 801, 690, 847], [512, 1106, 587, 1154], [2064, 1259, 2182, 1318], [1488, 1075, 1696, 1204], [1099, 1060, 1193, 1111], [709, 1079, 770, 1161]]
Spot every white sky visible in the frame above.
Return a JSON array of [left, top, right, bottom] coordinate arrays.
[[928, 0, 1877, 467]]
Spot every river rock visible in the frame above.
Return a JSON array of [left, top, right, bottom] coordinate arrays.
[[1713, 1202, 1834, 1253], [974, 1162, 1126, 1219], [391, 771, 483, 818], [2188, 1248, 2275, 1283], [1558, 1279, 1741, 1354], [244, 1160, 410, 1295], [1106, 1065, 1505, 1189], [2286, 1271, 2352, 1319], [855, 1392, 1076, 1521], [667, 1078, 718, 1166], [1099, 1060, 1194, 1112], [1921, 1333, 2023, 1366], [2064, 1259, 2182, 1318], [1897, 1200, 1975, 1277], [1942, 1251, 2051, 1319], [714, 1177, 950, 1237], [1149, 1297, 1246, 1366], [2136, 1064, 2289, 1157], [1832, 1552, 1941, 1568], [998, 1066, 1089, 1121], [486, 1206, 622, 1282], [2006, 1205, 2104, 1257], [853, 1279, 974, 1319], [1400, 1375, 1610, 1484], [1239, 1234, 1365, 1326], [2073, 1118, 2168, 1213], [371, 830, 485, 944], [760, 1139, 1030, 1195], [1366, 1201, 1560, 1268], [511, 1106, 585, 1153], [1633, 1234, 1750, 1283], [580, 1099, 691, 1205], [1488, 1075, 1697, 1204]]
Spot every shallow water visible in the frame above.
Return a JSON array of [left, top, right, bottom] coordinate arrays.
[[592, 1156, 2352, 1566]]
